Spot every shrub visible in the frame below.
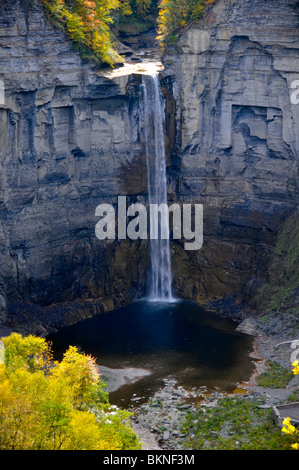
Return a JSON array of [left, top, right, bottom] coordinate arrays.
[[256, 360, 294, 389], [40, 0, 129, 66], [182, 396, 294, 450], [157, 0, 215, 43]]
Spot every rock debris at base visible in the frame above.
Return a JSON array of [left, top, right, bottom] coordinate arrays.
[[130, 378, 215, 450], [129, 321, 299, 450]]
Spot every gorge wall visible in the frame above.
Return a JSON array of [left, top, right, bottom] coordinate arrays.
[[0, 0, 298, 333], [162, 0, 299, 309], [0, 0, 152, 332]]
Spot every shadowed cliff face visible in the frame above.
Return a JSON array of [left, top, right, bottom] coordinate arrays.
[[0, 0, 298, 332], [161, 0, 299, 309], [0, 0, 153, 331]]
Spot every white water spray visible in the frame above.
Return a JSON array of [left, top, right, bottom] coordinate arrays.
[[141, 74, 175, 302]]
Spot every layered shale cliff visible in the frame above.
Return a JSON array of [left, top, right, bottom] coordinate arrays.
[[0, 0, 151, 332], [162, 0, 299, 310], [0, 0, 298, 333]]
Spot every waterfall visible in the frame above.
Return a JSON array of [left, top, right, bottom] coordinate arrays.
[[141, 74, 174, 302]]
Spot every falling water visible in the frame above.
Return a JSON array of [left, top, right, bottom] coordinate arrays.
[[141, 74, 174, 302]]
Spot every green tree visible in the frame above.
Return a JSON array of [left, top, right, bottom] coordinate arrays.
[[157, 0, 214, 43], [40, 0, 130, 66]]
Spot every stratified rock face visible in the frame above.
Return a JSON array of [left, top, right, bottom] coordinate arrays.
[[0, 0, 150, 328], [0, 0, 298, 331], [162, 0, 299, 304]]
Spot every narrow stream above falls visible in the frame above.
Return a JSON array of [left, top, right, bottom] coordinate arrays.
[[48, 300, 255, 409]]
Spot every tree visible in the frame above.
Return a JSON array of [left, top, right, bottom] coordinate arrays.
[[157, 0, 215, 43], [40, 0, 130, 66], [0, 333, 141, 450]]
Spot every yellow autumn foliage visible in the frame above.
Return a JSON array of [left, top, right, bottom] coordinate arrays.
[[281, 361, 299, 450], [0, 333, 141, 450], [157, 0, 215, 42]]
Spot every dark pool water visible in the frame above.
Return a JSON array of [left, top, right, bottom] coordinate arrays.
[[47, 300, 255, 408]]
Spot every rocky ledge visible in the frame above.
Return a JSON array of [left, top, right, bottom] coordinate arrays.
[[130, 313, 299, 450]]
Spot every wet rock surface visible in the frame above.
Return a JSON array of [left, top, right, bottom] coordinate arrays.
[[130, 378, 201, 450]]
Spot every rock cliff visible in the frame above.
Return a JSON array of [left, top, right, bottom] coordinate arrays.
[[0, 0, 151, 332], [162, 0, 299, 308], [0, 0, 298, 333]]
